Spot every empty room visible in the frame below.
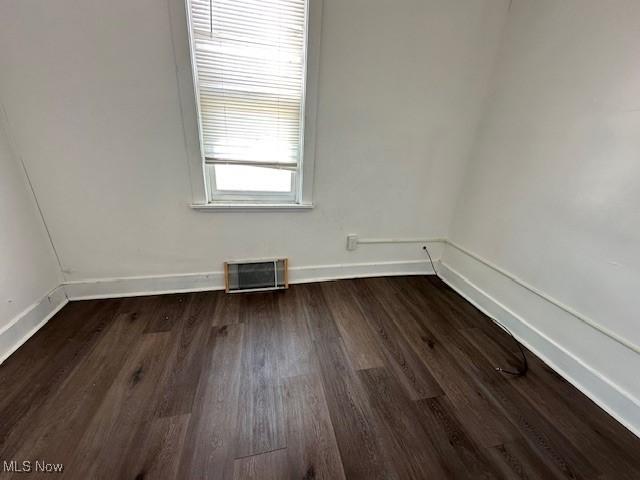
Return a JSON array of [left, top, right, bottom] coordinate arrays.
[[1, 0, 639, 478]]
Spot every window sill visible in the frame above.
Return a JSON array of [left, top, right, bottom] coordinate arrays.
[[190, 202, 314, 211]]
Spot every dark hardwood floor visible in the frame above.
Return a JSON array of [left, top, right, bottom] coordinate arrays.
[[1, 276, 639, 479]]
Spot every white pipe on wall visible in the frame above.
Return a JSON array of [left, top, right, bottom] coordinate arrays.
[[356, 237, 446, 245]]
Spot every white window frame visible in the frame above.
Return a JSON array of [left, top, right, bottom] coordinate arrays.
[[173, 0, 322, 210]]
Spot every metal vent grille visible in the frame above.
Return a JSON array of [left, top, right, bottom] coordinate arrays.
[[224, 258, 288, 293]]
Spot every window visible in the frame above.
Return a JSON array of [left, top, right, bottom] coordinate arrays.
[[187, 0, 310, 204]]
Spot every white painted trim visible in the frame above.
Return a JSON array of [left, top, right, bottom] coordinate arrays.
[[445, 241, 640, 356], [356, 236, 639, 357], [191, 202, 314, 211], [0, 286, 68, 365], [357, 237, 447, 245], [63, 271, 226, 300], [168, 0, 208, 205], [63, 259, 435, 301], [289, 259, 434, 284], [438, 259, 640, 439], [298, 0, 322, 206]]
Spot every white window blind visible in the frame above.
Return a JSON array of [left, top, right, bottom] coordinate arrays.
[[188, 0, 308, 199]]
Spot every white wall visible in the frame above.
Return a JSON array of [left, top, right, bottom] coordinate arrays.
[[446, 0, 640, 433], [0, 0, 508, 285], [0, 112, 63, 360]]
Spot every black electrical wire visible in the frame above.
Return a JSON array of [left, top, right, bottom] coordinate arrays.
[[422, 245, 528, 377]]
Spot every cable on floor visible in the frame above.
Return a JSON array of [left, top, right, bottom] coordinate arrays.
[[422, 245, 528, 377]]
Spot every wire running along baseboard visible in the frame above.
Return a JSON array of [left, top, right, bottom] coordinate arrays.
[[355, 236, 640, 357]]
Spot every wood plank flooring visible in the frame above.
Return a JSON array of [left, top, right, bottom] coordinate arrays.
[[1, 276, 639, 479]]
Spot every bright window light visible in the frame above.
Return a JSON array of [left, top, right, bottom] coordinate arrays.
[[187, 0, 308, 202], [214, 165, 293, 192]]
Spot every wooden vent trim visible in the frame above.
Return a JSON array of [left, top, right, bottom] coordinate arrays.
[[224, 258, 289, 293]]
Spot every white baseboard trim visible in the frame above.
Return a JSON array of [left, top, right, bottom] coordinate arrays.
[[63, 271, 226, 300], [0, 285, 68, 365], [289, 259, 433, 284], [438, 260, 640, 439], [63, 259, 435, 301]]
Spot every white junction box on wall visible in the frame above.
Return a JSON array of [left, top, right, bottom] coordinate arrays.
[[346, 234, 359, 251]]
